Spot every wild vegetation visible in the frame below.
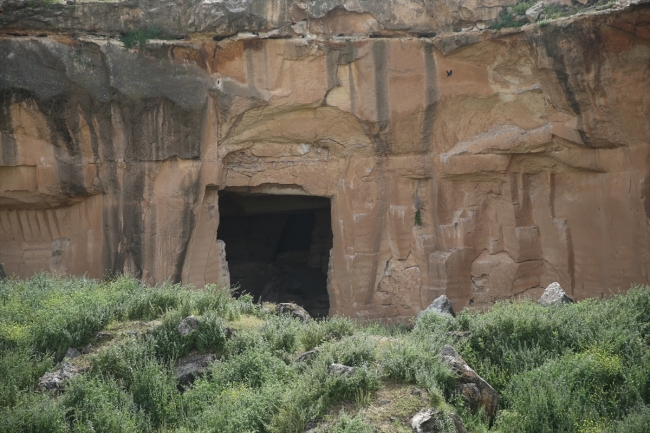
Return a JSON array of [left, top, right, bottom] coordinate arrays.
[[491, 0, 617, 30], [1, 273, 649, 432]]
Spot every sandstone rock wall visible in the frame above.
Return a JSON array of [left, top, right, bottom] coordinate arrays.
[[1, 1, 649, 317]]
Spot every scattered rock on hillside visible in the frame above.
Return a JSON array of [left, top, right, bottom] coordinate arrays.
[[448, 413, 468, 433], [440, 345, 499, 420], [178, 315, 199, 336], [174, 353, 216, 388], [410, 408, 467, 433], [328, 363, 355, 376], [37, 362, 83, 392], [94, 331, 115, 342], [64, 347, 81, 359], [296, 349, 318, 363], [0, 263, 6, 280], [539, 282, 574, 306], [417, 295, 455, 321], [276, 303, 312, 322], [526, 2, 545, 22]]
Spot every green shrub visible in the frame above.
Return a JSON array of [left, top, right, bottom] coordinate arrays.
[[129, 359, 183, 429], [328, 412, 374, 433], [260, 315, 302, 354], [62, 375, 149, 433], [0, 349, 51, 408], [495, 347, 630, 432], [211, 348, 292, 389], [0, 393, 67, 433], [120, 27, 164, 50], [299, 316, 356, 351]]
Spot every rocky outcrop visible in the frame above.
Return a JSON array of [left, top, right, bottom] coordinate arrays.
[[328, 363, 355, 376], [441, 345, 499, 420], [276, 303, 312, 322], [0, 0, 517, 38], [174, 353, 216, 387], [418, 295, 455, 320], [1, 1, 650, 319], [410, 408, 467, 433], [37, 362, 83, 392], [539, 282, 574, 306], [178, 316, 200, 336]]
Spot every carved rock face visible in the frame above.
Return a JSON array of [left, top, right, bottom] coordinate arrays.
[[1, 2, 649, 319]]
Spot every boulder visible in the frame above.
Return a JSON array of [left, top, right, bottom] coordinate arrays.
[[276, 303, 312, 322], [526, 2, 545, 22], [418, 295, 455, 320], [64, 347, 81, 359], [410, 408, 467, 433], [174, 353, 217, 387], [296, 349, 318, 363], [539, 282, 574, 306], [94, 331, 115, 342], [328, 363, 356, 376], [440, 345, 499, 420], [37, 362, 82, 392], [178, 315, 199, 336]]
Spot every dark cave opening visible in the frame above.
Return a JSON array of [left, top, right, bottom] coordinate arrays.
[[217, 190, 333, 318]]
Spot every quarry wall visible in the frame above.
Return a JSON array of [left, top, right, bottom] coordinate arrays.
[[1, 0, 649, 318]]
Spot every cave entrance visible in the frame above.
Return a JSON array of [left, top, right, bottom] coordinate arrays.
[[217, 190, 333, 318]]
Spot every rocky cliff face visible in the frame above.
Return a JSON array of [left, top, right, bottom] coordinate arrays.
[[1, 0, 649, 318]]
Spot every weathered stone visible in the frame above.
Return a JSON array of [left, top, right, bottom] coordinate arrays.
[[94, 331, 114, 342], [178, 316, 199, 336], [448, 413, 468, 433], [526, 2, 545, 22], [81, 343, 93, 354], [539, 282, 575, 306], [418, 295, 455, 320], [64, 347, 81, 359], [174, 353, 217, 387], [410, 408, 466, 433], [276, 303, 312, 323], [37, 362, 81, 392], [440, 345, 499, 420], [296, 349, 318, 363], [328, 363, 355, 376]]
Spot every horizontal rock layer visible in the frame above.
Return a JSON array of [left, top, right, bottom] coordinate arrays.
[[1, 3, 649, 318]]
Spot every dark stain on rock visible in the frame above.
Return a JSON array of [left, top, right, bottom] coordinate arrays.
[[372, 40, 390, 156], [539, 27, 594, 148], [421, 42, 438, 153]]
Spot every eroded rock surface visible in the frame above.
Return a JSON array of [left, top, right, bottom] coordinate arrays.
[[418, 295, 456, 320], [441, 345, 499, 420], [174, 353, 217, 387], [1, 1, 650, 319], [539, 282, 575, 306], [37, 362, 82, 392]]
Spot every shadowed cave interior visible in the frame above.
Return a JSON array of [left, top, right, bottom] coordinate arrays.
[[217, 190, 333, 318]]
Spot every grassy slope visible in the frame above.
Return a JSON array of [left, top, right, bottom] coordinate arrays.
[[1, 274, 649, 433]]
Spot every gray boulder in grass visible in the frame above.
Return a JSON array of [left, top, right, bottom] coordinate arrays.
[[539, 282, 574, 306], [37, 362, 83, 392], [418, 295, 455, 320], [178, 315, 199, 336], [440, 345, 499, 421], [410, 408, 468, 433], [174, 353, 217, 388], [276, 303, 312, 322]]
